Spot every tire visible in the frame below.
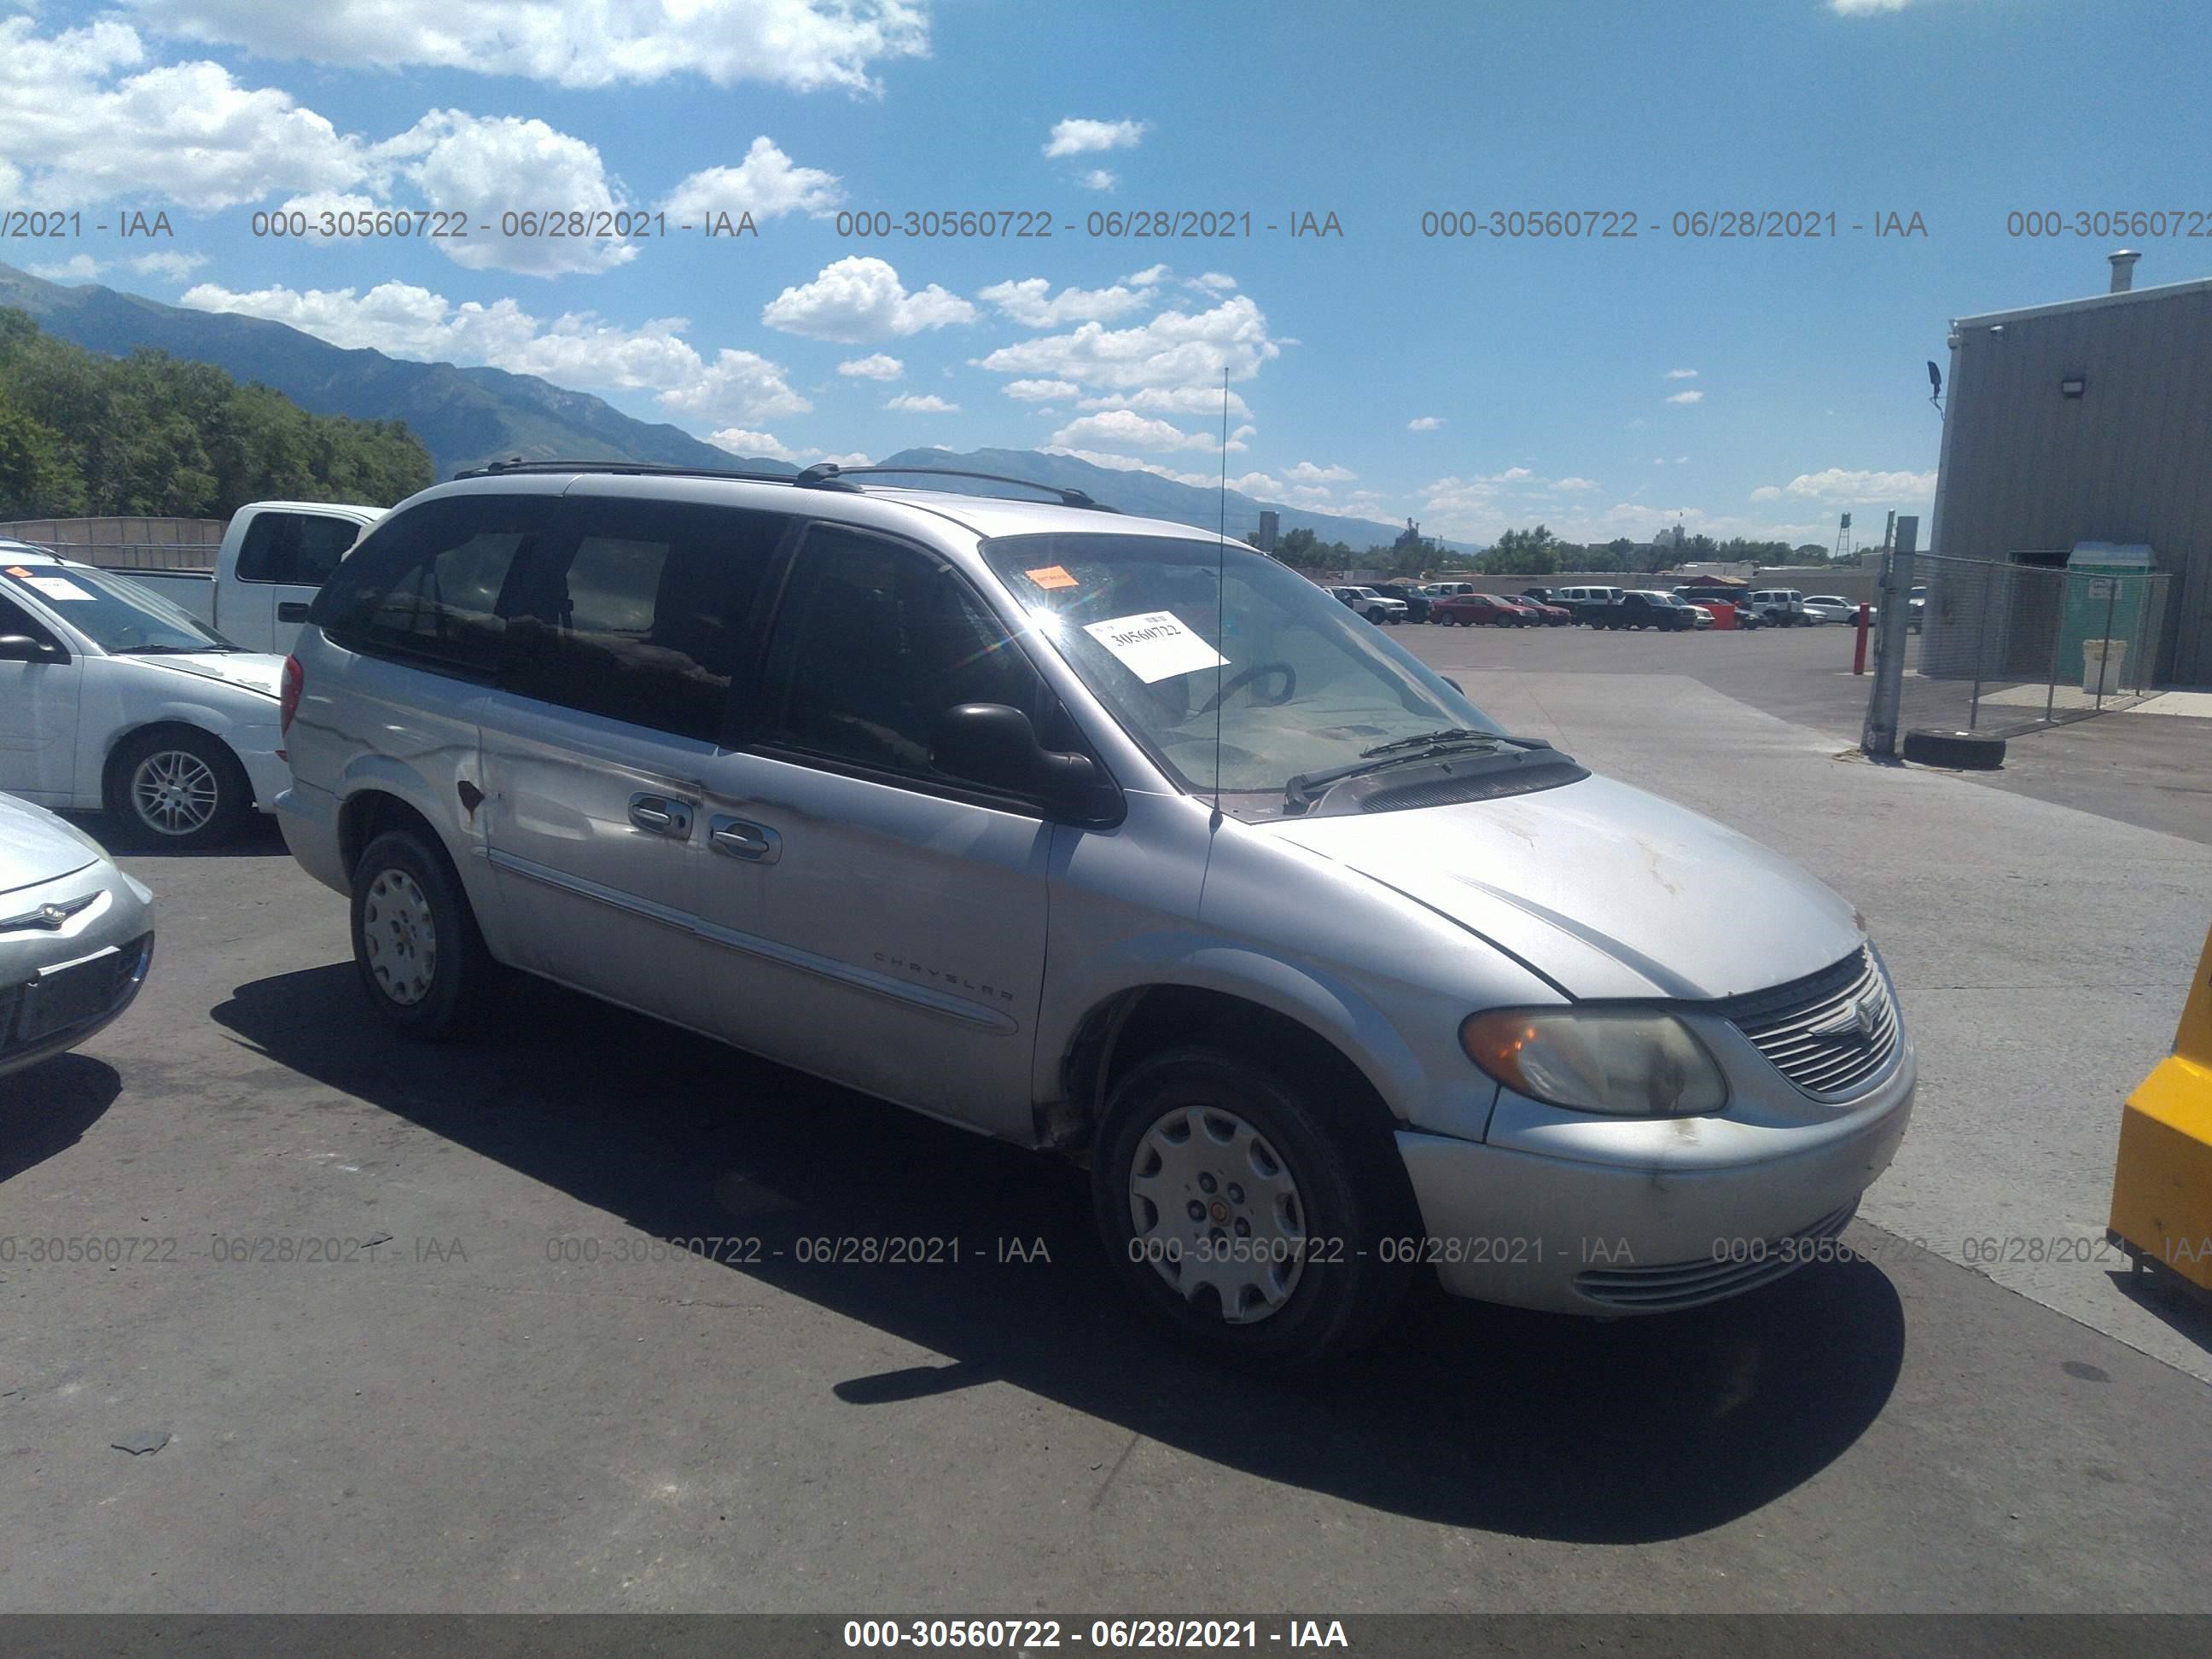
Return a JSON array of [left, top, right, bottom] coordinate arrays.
[[1901, 728, 2007, 771], [349, 829, 499, 1039], [1092, 1048, 1418, 1370], [103, 726, 254, 850]]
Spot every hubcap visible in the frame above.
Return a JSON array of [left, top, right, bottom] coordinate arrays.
[[1128, 1104, 1307, 1324], [129, 750, 219, 836], [361, 869, 438, 1007]]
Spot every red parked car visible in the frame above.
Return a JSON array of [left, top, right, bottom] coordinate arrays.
[[1432, 591, 1542, 627]]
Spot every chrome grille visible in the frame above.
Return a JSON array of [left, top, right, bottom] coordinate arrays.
[[1725, 949, 1900, 1100], [1575, 1201, 1858, 1310]]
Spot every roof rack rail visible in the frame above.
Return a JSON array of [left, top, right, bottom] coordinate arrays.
[[451, 457, 857, 490], [792, 463, 1116, 510]]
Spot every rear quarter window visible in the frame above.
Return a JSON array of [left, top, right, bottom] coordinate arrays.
[[309, 494, 556, 677]]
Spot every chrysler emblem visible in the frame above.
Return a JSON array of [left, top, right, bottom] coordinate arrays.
[[1813, 993, 1881, 1046]]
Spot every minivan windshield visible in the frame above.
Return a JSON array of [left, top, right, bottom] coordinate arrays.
[[981, 533, 1503, 814]]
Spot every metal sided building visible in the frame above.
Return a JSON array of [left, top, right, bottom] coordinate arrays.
[[1928, 252, 2212, 687]]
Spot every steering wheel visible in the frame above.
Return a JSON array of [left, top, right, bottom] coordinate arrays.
[[1195, 660, 1296, 715]]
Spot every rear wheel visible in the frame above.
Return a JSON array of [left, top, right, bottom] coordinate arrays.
[[1093, 1049, 1417, 1370], [104, 727, 253, 850], [349, 830, 499, 1039]]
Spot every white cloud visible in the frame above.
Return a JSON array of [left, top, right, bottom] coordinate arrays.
[[1190, 271, 1237, 292], [1553, 475, 1598, 492], [885, 393, 958, 414], [1754, 467, 1937, 501], [1123, 264, 1172, 287], [1663, 368, 1699, 380], [26, 254, 105, 283], [977, 276, 1155, 328], [1665, 389, 1704, 405], [762, 256, 976, 343], [836, 353, 904, 380], [1048, 410, 1215, 452], [1043, 450, 1231, 490], [1075, 386, 1252, 421], [1080, 170, 1118, 192], [1407, 416, 1445, 431], [0, 19, 364, 210], [1831, 0, 1912, 14], [815, 451, 873, 468], [1284, 461, 1354, 484], [974, 294, 1280, 393], [372, 110, 635, 276], [181, 279, 812, 424], [119, 0, 931, 92], [1044, 118, 1148, 157], [707, 428, 802, 462], [663, 137, 843, 225], [1003, 379, 1079, 401]]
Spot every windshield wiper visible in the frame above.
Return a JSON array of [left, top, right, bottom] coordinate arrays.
[[1285, 736, 1507, 812], [114, 643, 224, 655], [1359, 726, 1493, 758]]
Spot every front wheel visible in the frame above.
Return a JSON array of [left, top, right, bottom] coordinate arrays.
[[104, 727, 254, 849], [1093, 1050, 1417, 1370], [349, 830, 499, 1040]]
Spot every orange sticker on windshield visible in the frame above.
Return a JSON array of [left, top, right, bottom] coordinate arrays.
[[3, 567, 30, 578], [1024, 565, 1079, 590]]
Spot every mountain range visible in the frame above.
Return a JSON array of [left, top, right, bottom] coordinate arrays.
[[0, 261, 1463, 550]]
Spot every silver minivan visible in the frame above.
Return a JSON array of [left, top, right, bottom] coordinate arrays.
[[275, 465, 1913, 1367]]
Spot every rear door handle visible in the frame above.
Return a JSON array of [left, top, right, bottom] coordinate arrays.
[[709, 816, 782, 864], [276, 602, 311, 623], [628, 793, 695, 839]]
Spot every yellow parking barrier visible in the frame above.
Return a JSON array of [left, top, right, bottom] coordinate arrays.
[[2108, 920, 2212, 1291]]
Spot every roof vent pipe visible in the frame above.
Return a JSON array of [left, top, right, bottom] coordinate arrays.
[[2109, 248, 2140, 293]]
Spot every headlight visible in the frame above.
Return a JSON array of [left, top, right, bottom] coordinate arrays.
[[1460, 1009, 1727, 1117]]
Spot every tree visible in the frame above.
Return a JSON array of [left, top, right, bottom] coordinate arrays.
[[0, 307, 434, 518], [1478, 525, 1562, 575]]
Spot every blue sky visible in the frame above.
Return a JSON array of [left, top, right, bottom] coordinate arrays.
[[3, 0, 2205, 546]]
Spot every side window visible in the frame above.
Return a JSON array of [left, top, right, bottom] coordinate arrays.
[[0, 591, 61, 646], [503, 499, 789, 742], [235, 512, 365, 585], [310, 493, 552, 676], [757, 527, 1045, 786]]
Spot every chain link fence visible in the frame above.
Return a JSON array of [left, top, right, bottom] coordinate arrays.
[[1903, 551, 2171, 737]]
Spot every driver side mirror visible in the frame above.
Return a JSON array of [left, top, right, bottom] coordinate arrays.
[[930, 702, 1107, 819], [0, 633, 67, 664]]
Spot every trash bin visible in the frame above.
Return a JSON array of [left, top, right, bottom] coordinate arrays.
[[2081, 637, 2126, 696]]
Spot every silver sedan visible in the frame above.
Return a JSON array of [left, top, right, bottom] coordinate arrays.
[[0, 793, 154, 1079]]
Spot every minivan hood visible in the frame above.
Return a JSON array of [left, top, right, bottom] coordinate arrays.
[[132, 652, 283, 699], [1265, 773, 1862, 1000], [0, 794, 102, 894]]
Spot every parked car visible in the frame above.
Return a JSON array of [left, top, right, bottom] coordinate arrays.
[[0, 792, 154, 1079], [0, 544, 291, 847], [93, 501, 386, 657], [277, 463, 1914, 1369], [1743, 589, 1809, 626], [1908, 586, 1926, 634], [1592, 591, 1695, 631], [1550, 585, 1625, 624], [1432, 591, 1541, 627], [1381, 585, 1434, 622], [1514, 590, 1575, 626], [1428, 581, 1480, 598], [1685, 603, 1715, 630], [1801, 595, 1860, 626], [1328, 585, 1409, 624]]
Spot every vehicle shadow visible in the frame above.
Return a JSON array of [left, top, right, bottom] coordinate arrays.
[[212, 963, 1906, 1545], [0, 1053, 123, 1185], [61, 812, 291, 860]]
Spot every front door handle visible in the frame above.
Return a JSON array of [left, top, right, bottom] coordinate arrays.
[[276, 602, 311, 623], [709, 816, 782, 864], [628, 793, 695, 838]]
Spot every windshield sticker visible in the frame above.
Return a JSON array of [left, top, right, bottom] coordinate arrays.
[[1023, 564, 1080, 591], [1082, 610, 1230, 684], [20, 575, 94, 602]]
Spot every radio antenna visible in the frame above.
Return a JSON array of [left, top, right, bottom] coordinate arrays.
[[1213, 369, 1229, 824]]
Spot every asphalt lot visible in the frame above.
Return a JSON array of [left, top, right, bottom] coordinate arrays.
[[5, 620, 2212, 1616]]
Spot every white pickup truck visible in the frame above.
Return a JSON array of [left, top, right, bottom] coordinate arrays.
[[102, 500, 386, 656]]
